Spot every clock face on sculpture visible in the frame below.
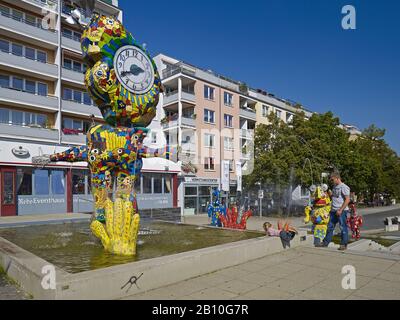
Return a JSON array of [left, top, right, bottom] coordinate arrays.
[[114, 45, 155, 95]]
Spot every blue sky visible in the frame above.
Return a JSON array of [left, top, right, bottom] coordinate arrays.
[[119, 0, 400, 153]]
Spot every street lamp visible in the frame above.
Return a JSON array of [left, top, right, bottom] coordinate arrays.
[[256, 181, 263, 218]]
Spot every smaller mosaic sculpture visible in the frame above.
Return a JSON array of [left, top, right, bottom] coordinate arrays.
[[207, 189, 227, 227], [347, 201, 363, 240], [304, 184, 331, 246], [219, 205, 252, 230]]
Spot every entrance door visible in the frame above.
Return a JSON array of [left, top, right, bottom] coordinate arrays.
[[0, 167, 17, 216]]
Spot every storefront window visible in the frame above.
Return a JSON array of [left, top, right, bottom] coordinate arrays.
[[143, 175, 152, 194], [72, 170, 85, 194], [185, 186, 197, 196], [3, 172, 14, 204], [17, 168, 32, 195], [164, 176, 172, 194], [184, 197, 197, 214], [52, 170, 65, 195], [153, 175, 162, 194], [34, 169, 49, 195], [199, 186, 211, 196]]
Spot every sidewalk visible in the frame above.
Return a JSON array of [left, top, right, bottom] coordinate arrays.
[[123, 246, 400, 300]]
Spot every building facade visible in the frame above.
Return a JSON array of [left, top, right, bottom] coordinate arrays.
[[153, 54, 314, 216], [0, 0, 179, 216]]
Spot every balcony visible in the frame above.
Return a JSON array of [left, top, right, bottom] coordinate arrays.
[[0, 123, 59, 141], [0, 87, 58, 111], [62, 33, 81, 53], [62, 67, 85, 84], [0, 11, 58, 46], [62, 99, 102, 118], [240, 129, 254, 139], [163, 89, 195, 105], [24, 0, 58, 11], [181, 116, 196, 127], [0, 51, 57, 79], [61, 132, 86, 145], [239, 107, 257, 120], [161, 114, 196, 129], [162, 65, 196, 79], [181, 142, 196, 155]]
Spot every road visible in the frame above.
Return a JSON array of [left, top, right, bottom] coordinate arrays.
[[360, 206, 400, 231]]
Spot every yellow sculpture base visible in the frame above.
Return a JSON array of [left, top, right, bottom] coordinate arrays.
[[90, 198, 140, 256]]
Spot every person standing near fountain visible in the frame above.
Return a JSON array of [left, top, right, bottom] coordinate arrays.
[[318, 172, 351, 250]]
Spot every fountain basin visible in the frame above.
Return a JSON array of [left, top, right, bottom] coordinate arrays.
[[0, 221, 311, 299]]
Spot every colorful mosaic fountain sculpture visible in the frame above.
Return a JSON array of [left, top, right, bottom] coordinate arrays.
[[49, 14, 164, 255]]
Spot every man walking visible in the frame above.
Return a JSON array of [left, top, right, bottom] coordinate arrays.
[[318, 172, 351, 250]]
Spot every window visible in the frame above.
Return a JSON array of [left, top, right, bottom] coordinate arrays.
[[224, 114, 233, 127], [12, 77, 23, 90], [185, 186, 197, 196], [0, 108, 9, 124], [51, 170, 65, 195], [286, 113, 294, 123], [164, 176, 171, 194], [37, 114, 47, 127], [83, 92, 91, 105], [73, 61, 82, 72], [37, 51, 47, 63], [63, 88, 72, 100], [229, 160, 234, 172], [224, 92, 233, 106], [143, 175, 152, 194], [73, 90, 82, 103], [73, 31, 82, 42], [62, 28, 72, 38], [37, 83, 48, 96], [262, 105, 269, 117], [25, 47, 35, 60], [17, 168, 32, 196], [25, 14, 36, 26], [72, 171, 85, 194], [12, 110, 23, 125], [153, 175, 162, 194], [25, 80, 36, 94], [63, 58, 72, 69], [0, 40, 9, 52], [224, 137, 234, 150], [12, 10, 23, 22], [34, 169, 50, 195], [204, 85, 215, 100], [11, 43, 22, 56], [73, 119, 83, 130], [0, 75, 9, 87], [276, 109, 282, 118], [204, 109, 215, 123], [24, 112, 33, 126], [204, 134, 215, 147], [204, 157, 215, 171], [0, 5, 10, 16], [63, 118, 73, 129]]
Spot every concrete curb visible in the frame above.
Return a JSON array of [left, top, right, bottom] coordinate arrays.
[[0, 225, 311, 299]]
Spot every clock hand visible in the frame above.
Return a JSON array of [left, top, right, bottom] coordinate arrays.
[[120, 64, 145, 77], [130, 64, 145, 76]]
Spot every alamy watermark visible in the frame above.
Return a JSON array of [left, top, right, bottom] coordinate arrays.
[[342, 5, 356, 30], [341, 265, 356, 290], [41, 264, 56, 290]]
